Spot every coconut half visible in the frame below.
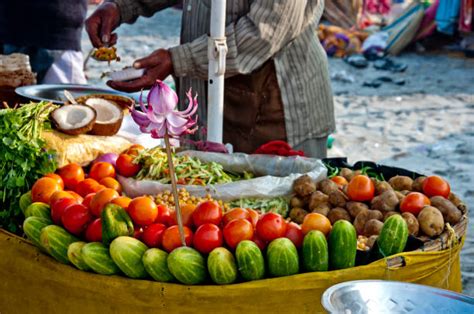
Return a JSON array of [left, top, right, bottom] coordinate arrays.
[[51, 104, 97, 135], [85, 98, 124, 136]]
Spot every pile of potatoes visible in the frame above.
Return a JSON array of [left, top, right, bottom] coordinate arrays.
[[289, 169, 465, 250]]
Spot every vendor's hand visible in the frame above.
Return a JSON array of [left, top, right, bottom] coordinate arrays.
[[85, 2, 121, 48], [107, 49, 174, 92]]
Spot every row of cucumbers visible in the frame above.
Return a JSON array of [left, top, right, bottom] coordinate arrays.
[[23, 214, 408, 285]]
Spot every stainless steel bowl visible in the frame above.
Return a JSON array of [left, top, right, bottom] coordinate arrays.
[[322, 280, 474, 313]]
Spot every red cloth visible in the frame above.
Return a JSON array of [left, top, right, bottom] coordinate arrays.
[[254, 140, 305, 157]]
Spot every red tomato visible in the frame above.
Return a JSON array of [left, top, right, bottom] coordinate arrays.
[[285, 222, 304, 248], [45, 173, 65, 189], [170, 204, 196, 227], [89, 188, 119, 217], [31, 177, 62, 204], [193, 223, 223, 254], [62, 204, 93, 236], [57, 163, 85, 190], [82, 193, 96, 209], [162, 225, 193, 253], [99, 177, 122, 194], [256, 212, 287, 242], [155, 204, 173, 225], [51, 197, 77, 225], [89, 162, 116, 181], [331, 176, 348, 187], [124, 144, 144, 157], [223, 219, 254, 250], [66, 190, 84, 203], [400, 192, 431, 215], [128, 196, 158, 226], [111, 196, 132, 210], [192, 201, 223, 227], [75, 178, 100, 197], [133, 227, 144, 240], [85, 218, 102, 242], [301, 213, 332, 236], [422, 175, 451, 198], [247, 209, 260, 227], [252, 234, 268, 250], [49, 191, 75, 205], [116, 154, 141, 177], [222, 208, 249, 226], [347, 175, 375, 202], [142, 223, 167, 248]]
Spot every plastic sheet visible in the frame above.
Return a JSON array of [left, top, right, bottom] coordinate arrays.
[[119, 151, 327, 200]]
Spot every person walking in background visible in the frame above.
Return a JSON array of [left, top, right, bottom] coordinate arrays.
[[86, 0, 335, 158], [0, 0, 88, 84]]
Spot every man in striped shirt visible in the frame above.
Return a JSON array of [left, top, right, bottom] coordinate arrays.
[[86, 0, 335, 158]]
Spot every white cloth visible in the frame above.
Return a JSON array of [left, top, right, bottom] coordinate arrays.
[[43, 50, 87, 84]]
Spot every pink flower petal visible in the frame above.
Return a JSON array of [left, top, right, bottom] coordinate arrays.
[[148, 80, 177, 115], [166, 112, 187, 128]]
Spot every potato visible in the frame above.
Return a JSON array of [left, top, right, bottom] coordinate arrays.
[[370, 190, 399, 212], [290, 196, 307, 209], [367, 210, 383, 221], [383, 211, 398, 222], [354, 209, 369, 235], [367, 235, 378, 249], [311, 204, 331, 216], [328, 190, 349, 208], [318, 179, 340, 195], [402, 212, 419, 236], [364, 219, 384, 237], [394, 191, 406, 202], [347, 202, 369, 218], [418, 206, 444, 237], [400, 190, 411, 196], [340, 168, 354, 181], [375, 181, 393, 195], [412, 176, 427, 192], [327, 207, 351, 225], [308, 191, 329, 211], [430, 196, 462, 225], [289, 207, 308, 224], [388, 175, 414, 191], [293, 175, 317, 197]]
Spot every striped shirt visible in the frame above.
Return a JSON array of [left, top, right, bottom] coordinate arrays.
[[111, 0, 335, 146]]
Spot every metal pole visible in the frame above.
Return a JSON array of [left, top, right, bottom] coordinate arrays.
[[207, 0, 227, 144]]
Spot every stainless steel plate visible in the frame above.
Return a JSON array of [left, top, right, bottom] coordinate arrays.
[[15, 84, 135, 104], [322, 280, 474, 313]]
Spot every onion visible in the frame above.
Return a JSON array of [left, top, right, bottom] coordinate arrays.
[[93, 153, 119, 167]]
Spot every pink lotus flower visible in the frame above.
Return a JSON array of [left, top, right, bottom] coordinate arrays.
[[130, 80, 198, 139]]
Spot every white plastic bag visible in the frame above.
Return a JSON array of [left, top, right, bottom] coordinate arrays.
[[118, 151, 327, 200]]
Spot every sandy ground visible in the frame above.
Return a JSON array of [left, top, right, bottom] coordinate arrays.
[[82, 7, 474, 295]]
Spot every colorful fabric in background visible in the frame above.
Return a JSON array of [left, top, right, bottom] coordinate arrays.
[[436, 0, 462, 35], [384, 2, 425, 55], [319, 25, 369, 57], [365, 0, 392, 14], [459, 0, 473, 32], [415, 0, 440, 41]]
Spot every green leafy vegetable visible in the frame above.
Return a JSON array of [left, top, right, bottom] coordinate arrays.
[[0, 102, 58, 233], [228, 197, 290, 218]]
